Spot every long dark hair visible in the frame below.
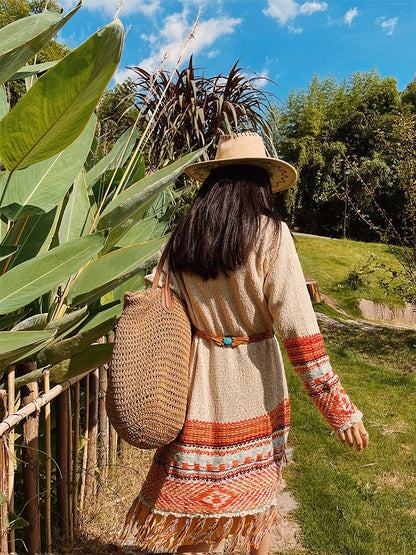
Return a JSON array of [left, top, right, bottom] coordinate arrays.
[[167, 165, 281, 280]]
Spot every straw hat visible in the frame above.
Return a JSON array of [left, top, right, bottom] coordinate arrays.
[[185, 132, 297, 192]]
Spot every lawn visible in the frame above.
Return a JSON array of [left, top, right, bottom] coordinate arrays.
[[280, 306, 416, 555], [294, 234, 410, 317]]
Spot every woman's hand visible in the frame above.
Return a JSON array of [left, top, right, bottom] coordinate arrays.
[[337, 420, 369, 451]]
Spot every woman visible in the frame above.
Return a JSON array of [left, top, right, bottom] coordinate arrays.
[[122, 133, 369, 555]]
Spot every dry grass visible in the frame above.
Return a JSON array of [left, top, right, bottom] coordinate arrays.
[[68, 443, 154, 553]]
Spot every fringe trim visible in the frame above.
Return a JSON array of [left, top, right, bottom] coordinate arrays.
[[121, 496, 280, 553]]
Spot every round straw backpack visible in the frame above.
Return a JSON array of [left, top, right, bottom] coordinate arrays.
[[106, 249, 191, 449]]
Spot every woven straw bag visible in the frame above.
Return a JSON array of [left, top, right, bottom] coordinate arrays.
[[106, 249, 191, 449]]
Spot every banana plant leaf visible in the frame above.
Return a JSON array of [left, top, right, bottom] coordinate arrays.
[[85, 127, 139, 190], [0, 115, 96, 220], [98, 149, 206, 243], [58, 172, 93, 244], [0, 3, 81, 86], [0, 207, 60, 271], [9, 60, 58, 81], [0, 231, 106, 314], [0, 329, 56, 370], [0, 18, 123, 173], [0, 85, 8, 120], [67, 235, 166, 307], [36, 313, 117, 367], [14, 342, 113, 388], [11, 313, 48, 331]]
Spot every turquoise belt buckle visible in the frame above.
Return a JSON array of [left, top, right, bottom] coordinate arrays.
[[223, 336, 233, 346]]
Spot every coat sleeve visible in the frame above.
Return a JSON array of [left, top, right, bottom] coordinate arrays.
[[264, 222, 362, 433]]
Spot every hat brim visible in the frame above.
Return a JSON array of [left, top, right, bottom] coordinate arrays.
[[184, 157, 297, 192]]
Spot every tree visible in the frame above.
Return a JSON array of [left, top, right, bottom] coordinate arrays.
[[273, 69, 407, 241]]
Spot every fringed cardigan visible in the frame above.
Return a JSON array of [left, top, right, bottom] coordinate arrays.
[[121, 219, 362, 553]]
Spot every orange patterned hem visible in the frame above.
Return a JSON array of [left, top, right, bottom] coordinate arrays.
[[121, 497, 280, 554]]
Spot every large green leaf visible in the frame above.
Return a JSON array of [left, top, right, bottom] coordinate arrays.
[[0, 18, 123, 173], [36, 312, 117, 367], [0, 246, 17, 262], [0, 3, 81, 86], [45, 307, 88, 334], [0, 115, 96, 220], [0, 232, 106, 314], [67, 236, 166, 307], [85, 127, 139, 190], [0, 85, 8, 120], [98, 148, 205, 234], [114, 216, 162, 248], [14, 342, 113, 388], [11, 313, 48, 331], [0, 311, 30, 331], [0, 207, 60, 271], [9, 60, 58, 81], [0, 330, 56, 370], [58, 172, 93, 244]]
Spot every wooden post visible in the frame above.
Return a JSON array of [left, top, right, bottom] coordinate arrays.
[[7, 366, 15, 554], [98, 363, 109, 484], [306, 279, 322, 303], [21, 362, 41, 555], [55, 389, 70, 540], [0, 390, 8, 554], [84, 370, 99, 503], [72, 381, 80, 532], [43, 371, 52, 554]]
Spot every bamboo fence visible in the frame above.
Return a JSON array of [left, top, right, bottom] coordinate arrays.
[[0, 336, 122, 555]]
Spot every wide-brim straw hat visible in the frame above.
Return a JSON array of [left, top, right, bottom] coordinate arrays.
[[185, 132, 297, 192]]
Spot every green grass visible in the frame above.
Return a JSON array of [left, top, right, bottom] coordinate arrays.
[[280, 321, 416, 555], [294, 234, 408, 317]]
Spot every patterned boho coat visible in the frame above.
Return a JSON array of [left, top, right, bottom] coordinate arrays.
[[122, 219, 363, 553]]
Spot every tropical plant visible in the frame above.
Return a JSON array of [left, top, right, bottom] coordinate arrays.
[[0, 3, 205, 390], [99, 57, 277, 170]]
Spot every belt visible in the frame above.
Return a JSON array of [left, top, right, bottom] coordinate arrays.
[[193, 327, 275, 348]]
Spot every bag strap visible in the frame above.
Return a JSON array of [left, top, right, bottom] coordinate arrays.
[[152, 246, 173, 312]]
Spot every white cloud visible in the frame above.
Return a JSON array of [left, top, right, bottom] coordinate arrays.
[[344, 7, 358, 27], [264, 0, 327, 27], [128, 12, 242, 74], [298, 2, 327, 16], [61, 0, 161, 16], [288, 24, 303, 34], [377, 16, 398, 36]]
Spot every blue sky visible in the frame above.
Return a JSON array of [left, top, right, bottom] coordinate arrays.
[[60, 0, 416, 101]]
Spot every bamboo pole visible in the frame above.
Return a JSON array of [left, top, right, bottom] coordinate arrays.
[[0, 390, 8, 554], [55, 389, 70, 540], [43, 370, 52, 554], [0, 372, 89, 438], [98, 359, 109, 484], [107, 334, 118, 468], [72, 381, 80, 532], [84, 370, 99, 503], [79, 375, 89, 513], [7, 366, 15, 554], [21, 362, 41, 555], [67, 389, 73, 542]]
